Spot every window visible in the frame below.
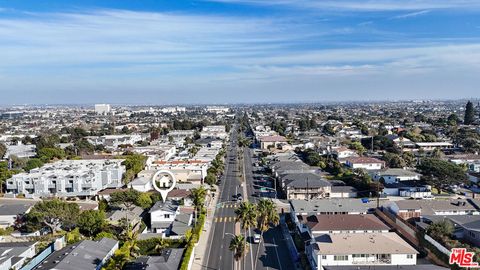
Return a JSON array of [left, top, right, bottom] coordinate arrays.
[[334, 255, 348, 261], [407, 254, 413, 259], [164, 214, 170, 219], [321, 255, 327, 260]]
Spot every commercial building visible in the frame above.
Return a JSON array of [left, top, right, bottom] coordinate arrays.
[[94, 104, 111, 115]]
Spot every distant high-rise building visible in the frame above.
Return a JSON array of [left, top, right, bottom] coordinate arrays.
[[95, 104, 111, 115]]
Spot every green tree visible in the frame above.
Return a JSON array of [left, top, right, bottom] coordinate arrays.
[[382, 152, 406, 168], [229, 234, 248, 267], [121, 154, 146, 183], [349, 141, 366, 156], [110, 189, 141, 210], [23, 158, 44, 172], [66, 227, 82, 244], [427, 220, 454, 240], [77, 210, 106, 237], [154, 238, 170, 255], [0, 143, 6, 159], [38, 147, 65, 162], [136, 193, 153, 209], [25, 199, 80, 233], [447, 113, 460, 126], [74, 138, 95, 155], [204, 173, 217, 186], [417, 158, 468, 192], [401, 152, 416, 168], [465, 101, 476, 125], [95, 231, 117, 241], [254, 199, 279, 267], [191, 186, 207, 224], [235, 201, 257, 253]]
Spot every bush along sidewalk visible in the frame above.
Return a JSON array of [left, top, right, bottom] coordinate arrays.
[[179, 207, 207, 270]]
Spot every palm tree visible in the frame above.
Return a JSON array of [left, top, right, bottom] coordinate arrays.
[[154, 238, 169, 254], [229, 234, 249, 270], [235, 201, 258, 233], [124, 228, 140, 258], [191, 186, 207, 225], [235, 201, 257, 267], [254, 199, 280, 267]]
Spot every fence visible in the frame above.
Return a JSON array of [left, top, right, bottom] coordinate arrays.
[[21, 236, 65, 270], [424, 234, 451, 256], [280, 215, 300, 263]]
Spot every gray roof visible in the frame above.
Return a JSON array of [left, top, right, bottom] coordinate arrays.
[[282, 173, 331, 188], [0, 242, 36, 266], [375, 169, 421, 177], [392, 199, 478, 215], [107, 206, 143, 223], [290, 199, 372, 214], [124, 249, 184, 270], [0, 200, 35, 216], [170, 213, 192, 236], [424, 215, 480, 232], [149, 200, 179, 214], [38, 238, 118, 270]]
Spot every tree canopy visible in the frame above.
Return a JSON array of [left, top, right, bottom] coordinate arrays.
[[464, 101, 476, 125], [417, 158, 468, 190], [25, 199, 80, 233]]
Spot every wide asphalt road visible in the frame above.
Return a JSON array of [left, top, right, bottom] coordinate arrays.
[[204, 124, 295, 270]]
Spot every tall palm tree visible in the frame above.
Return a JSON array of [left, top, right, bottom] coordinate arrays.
[[190, 186, 207, 224], [235, 201, 257, 268], [254, 199, 280, 267], [235, 201, 258, 233], [229, 234, 249, 270]]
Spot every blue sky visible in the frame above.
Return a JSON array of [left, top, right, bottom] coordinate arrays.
[[1, 0, 480, 104]]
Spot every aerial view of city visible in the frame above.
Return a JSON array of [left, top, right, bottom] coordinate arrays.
[[1, 1, 480, 270]]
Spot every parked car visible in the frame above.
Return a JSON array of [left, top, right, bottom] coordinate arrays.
[[253, 234, 261, 243]]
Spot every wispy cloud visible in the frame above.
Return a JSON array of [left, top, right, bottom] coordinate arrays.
[[1, 8, 480, 103], [393, 10, 431, 19], [204, 0, 480, 11]]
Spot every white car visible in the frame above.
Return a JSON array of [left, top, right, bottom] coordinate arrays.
[[253, 234, 261, 243]]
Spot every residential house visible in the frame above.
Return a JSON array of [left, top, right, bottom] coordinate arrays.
[[124, 248, 184, 270], [386, 199, 480, 220], [373, 169, 421, 184], [0, 241, 37, 270], [0, 200, 35, 228], [147, 200, 193, 239], [37, 238, 118, 270], [329, 186, 358, 198], [258, 135, 288, 151], [281, 173, 331, 200], [306, 233, 418, 269], [345, 157, 385, 171]]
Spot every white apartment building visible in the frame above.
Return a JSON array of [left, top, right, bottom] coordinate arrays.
[[206, 106, 229, 114], [86, 134, 142, 149], [94, 104, 111, 115], [147, 161, 208, 184], [5, 159, 125, 197], [345, 157, 385, 171], [200, 125, 227, 139], [306, 232, 418, 270]]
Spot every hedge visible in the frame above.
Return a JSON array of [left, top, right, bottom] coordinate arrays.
[[179, 209, 206, 270]]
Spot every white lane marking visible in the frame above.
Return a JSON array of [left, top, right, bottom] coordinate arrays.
[[272, 238, 283, 270]]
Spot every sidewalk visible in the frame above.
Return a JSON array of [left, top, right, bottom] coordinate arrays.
[[191, 187, 220, 270]]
